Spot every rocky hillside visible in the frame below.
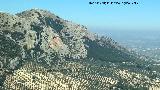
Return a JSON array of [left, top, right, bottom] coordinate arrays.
[[0, 9, 160, 90]]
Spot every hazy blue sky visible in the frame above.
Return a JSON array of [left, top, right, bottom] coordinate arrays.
[[0, 0, 160, 31]]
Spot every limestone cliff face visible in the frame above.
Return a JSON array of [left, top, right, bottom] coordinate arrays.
[[0, 9, 88, 69]]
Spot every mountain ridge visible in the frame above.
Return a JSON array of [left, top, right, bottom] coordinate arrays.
[[0, 9, 160, 90]]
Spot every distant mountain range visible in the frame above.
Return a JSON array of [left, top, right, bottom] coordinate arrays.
[[0, 9, 160, 90]]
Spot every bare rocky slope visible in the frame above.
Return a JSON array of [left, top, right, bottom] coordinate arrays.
[[0, 9, 160, 90]]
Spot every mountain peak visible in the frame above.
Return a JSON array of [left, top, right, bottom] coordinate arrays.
[[17, 8, 57, 17], [0, 9, 160, 90]]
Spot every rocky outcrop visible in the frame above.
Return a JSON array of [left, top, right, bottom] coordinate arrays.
[[0, 9, 88, 69]]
